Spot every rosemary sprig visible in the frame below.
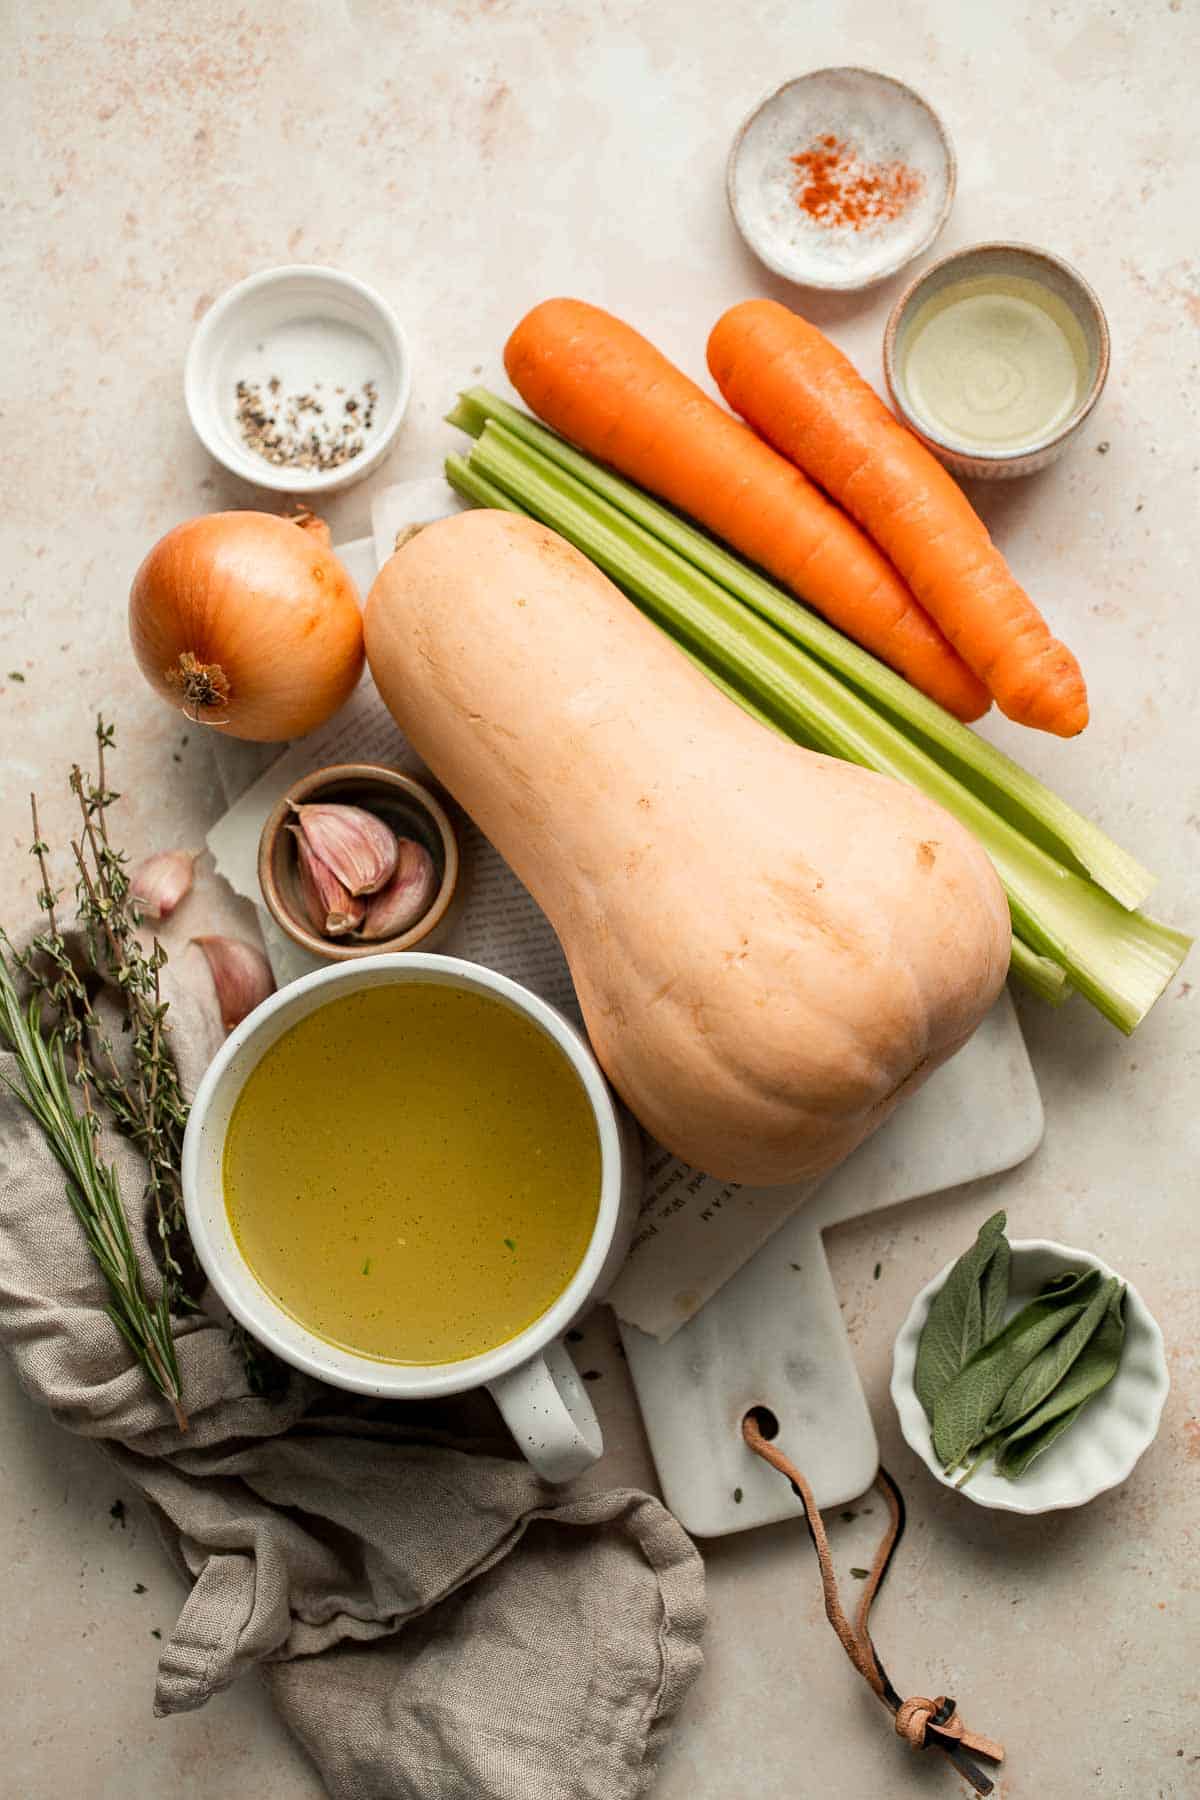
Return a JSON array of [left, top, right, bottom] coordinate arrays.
[[17, 724, 198, 1286], [0, 716, 191, 1429], [2, 716, 284, 1419], [0, 955, 186, 1429]]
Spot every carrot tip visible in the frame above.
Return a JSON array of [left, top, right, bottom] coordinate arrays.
[[998, 696, 1090, 736]]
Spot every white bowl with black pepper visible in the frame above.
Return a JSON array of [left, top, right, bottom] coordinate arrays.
[[185, 265, 411, 495]]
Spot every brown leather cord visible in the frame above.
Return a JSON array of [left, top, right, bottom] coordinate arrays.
[[742, 1413, 1005, 1796]]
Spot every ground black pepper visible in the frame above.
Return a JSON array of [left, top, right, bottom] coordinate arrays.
[[235, 376, 379, 472]]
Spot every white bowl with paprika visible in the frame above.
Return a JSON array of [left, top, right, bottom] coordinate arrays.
[[727, 67, 956, 291]]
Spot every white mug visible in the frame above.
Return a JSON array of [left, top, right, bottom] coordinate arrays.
[[182, 953, 642, 1482]]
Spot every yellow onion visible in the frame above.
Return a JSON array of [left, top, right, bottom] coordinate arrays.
[[129, 511, 364, 742]]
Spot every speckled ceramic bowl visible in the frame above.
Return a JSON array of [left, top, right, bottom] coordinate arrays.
[[891, 1238, 1169, 1515], [727, 68, 955, 291], [884, 242, 1110, 478], [258, 762, 459, 962]]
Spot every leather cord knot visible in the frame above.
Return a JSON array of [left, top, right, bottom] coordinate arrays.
[[895, 1694, 1005, 1763], [896, 1694, 950, 1747], [742, 1414, 1007, 1796]]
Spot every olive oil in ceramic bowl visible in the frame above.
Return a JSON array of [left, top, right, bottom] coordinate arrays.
[[222, 981, 602, 1364], [902, 275, 1089, 452], [885, 243, 1110, 478]]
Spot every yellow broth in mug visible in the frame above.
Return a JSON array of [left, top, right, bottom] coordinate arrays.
[[222, 983, 602, 1364]]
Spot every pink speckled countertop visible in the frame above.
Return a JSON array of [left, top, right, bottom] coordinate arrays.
[[3, 3, 1197, 1795]]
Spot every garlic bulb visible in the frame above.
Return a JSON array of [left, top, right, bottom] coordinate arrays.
[[289, 826, 366, 937], [358, 838, 438, 939], [192, 936, 275, 1032], [290, 802, 398, 896], [130, 850, 195, 920]]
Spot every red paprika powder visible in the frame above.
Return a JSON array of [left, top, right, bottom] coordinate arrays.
[[791, 134, 923, 229]]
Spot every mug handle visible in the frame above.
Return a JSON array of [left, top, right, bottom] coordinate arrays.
[[487, 1337, 603, 1483]]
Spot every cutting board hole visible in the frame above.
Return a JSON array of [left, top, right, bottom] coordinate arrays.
[[744, 1404, 779, 1440]]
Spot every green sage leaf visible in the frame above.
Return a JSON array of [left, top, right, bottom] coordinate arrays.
[[996, 1400, 1089, 1480], [987, 1275, 1118, 1438], [979, 1231, 1011, 1342], [996, 1284, 1127, 1479], [931, 1268, 1103, 1471], [914, 1210, 1008, 1422]]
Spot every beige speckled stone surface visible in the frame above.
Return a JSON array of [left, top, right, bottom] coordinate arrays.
[[3, 2, 1197, 1795]]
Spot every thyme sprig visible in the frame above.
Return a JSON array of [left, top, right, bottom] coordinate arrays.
[[0, 718, 190, 1428], [70, 723, 191, 1279], [20, 721, 194, 1281]]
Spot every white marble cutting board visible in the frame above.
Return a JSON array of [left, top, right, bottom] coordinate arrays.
[[215, 537, 1045, 1540], [620, 990, 1043, 1535]]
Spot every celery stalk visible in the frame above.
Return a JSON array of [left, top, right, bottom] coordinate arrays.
[[443, 452, 525, 515], [458, 421, 1189, 1033], [1008, 937, 1072, 1006], [448, 388, 1154, 912]]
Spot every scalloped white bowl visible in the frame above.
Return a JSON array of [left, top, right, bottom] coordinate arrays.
[[891, 1238, 1169, 1514]]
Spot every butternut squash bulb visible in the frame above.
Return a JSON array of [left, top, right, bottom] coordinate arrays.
[[364, 511, 1010, 1186]]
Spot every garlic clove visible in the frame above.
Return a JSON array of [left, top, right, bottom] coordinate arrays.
[[357, 837, 439, 940], [290, 802, 399, 896], [130, 849, 196, 920], [191, 935, 275, 1033], [288, 825, 366, 937]]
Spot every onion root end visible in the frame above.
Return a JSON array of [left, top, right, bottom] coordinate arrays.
[[165, 651, 232, 724]]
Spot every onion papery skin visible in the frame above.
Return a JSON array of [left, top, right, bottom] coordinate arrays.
[[129, 511, 364, 742]]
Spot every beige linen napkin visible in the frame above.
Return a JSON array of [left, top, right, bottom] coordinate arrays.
[[0, 953, 705, 1799]]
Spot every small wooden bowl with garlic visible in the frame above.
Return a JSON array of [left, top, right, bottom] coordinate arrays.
[[258, 763, 459, 961]]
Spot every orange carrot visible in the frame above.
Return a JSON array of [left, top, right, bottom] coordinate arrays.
[[504, 298, 989, 722], [707, 299, 1088, 737]]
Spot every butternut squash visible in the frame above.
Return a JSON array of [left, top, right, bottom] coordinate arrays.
[[364, 511, 1010, 1186]]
